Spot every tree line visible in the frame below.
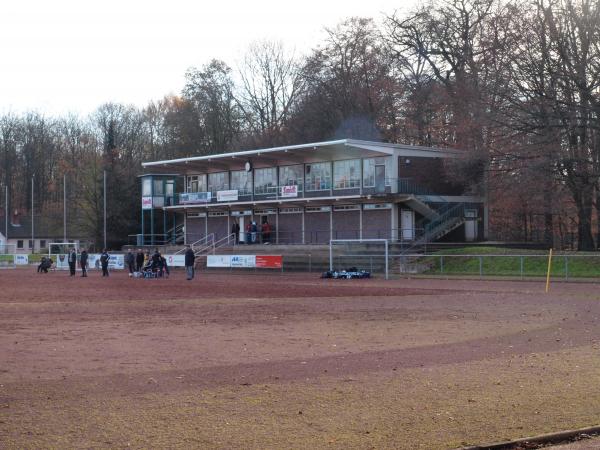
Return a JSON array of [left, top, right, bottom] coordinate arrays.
[[1, 0, 598, 250]]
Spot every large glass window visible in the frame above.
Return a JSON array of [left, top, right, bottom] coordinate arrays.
[[153, 179, 164, 196], [334, 159, 361, 189], [279, 165, 304, 192], [208, 172, 229, 194], [142, 178, 151, 196], [305, 162, 331, 191], [186, 174, 207, 193], [254, 167, 277, 195], [363, 157, 392, 187], [230, 170, 253, 195]]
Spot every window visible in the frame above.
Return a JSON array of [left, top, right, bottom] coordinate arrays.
[[28, 240, 33, 249], [254, 167, 277, 195], [305, 162, 331, 191], [142, 178, 151, 196], [279, 165, 304, 192], [186, 175, 207, 193], [208, 172, 229, 194], [153, 179, 164, 196], [40, 240, 46, 249], [17, 240, 23, 249], [230, 170, 252, 195], [334, 159, 361, 189], [363, 157, 392, 187]]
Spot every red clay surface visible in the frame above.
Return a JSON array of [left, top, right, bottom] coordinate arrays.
[[1, 268, 600, 449]]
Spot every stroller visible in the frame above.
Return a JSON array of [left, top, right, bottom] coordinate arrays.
[[140, 260, 158, 278]]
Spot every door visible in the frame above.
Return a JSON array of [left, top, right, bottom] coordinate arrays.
[[375, 164, 386, 194], [465, 209, 478, 242], [401, 209, 415, 241], [238, 216, 245, 243]]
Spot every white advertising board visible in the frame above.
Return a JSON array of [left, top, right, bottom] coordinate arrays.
[[88, 254, 125, 270], [230, 255, 256, 268], [164, 254, 185, 267], [207, 255, 232, 267], [217, 189, 239, 202], [142, 196, 153, 209], [15, 254, 29, 265], [281, 185, 298, 197]]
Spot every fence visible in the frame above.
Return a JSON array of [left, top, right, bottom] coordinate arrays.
[[202, 252, 600, 280]]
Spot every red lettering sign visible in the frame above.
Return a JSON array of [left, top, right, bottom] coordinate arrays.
[[255, 255, 282, 268]]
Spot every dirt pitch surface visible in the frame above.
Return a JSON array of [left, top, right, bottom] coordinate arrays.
[[1, 269, 600, 449]]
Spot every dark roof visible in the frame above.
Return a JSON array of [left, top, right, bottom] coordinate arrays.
[[0, 215, 86, 239]]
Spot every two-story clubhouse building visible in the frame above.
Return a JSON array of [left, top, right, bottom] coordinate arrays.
[[139, 139, 486, 247]]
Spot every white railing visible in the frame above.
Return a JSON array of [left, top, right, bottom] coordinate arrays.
[[174, 233, 215, 254]]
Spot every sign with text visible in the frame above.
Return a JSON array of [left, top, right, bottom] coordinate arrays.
[[179, 192, 211, 204], [165, 254, 185, 267], [15, 254, 29, 265], [142, 196, 153, 210], [280, 185, 298, 198], [217, 190, 239, 202], [255, 255, 283, 268], [206, 254, 281, 269]]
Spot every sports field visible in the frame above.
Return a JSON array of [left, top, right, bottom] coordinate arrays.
[[1, 269, 599, 449]]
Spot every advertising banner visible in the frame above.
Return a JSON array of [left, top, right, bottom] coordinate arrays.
[[142, 196, 153, 210], [165, 254, 185, 267], [179, 192, 211, 204], [230, 255, 255, 268], [280, 185, 298, 198], [88, 254, 125, 270], [206, 254, 281, 269], [255, 255, 283, 268], [15, 254, 29, 265], [217, 190, 239, 202], [207, 255, 232, 267]]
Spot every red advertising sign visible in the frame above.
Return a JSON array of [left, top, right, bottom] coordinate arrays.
[[255, 255, 283, 268]]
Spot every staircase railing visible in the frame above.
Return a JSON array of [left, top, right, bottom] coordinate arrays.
[[174, 233, 215, 254]]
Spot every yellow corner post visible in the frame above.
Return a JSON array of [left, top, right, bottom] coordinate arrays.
[[545, 248, 553, 293]]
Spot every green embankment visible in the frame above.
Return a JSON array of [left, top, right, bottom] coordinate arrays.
[[421, 246, 600, 278]]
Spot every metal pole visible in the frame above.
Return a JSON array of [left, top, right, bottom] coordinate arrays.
[[385, 240, 389, 280], [63, 174, 67, 242], [31, 177, 34, 253], [5, 185, 8, 243], [329, 240, 333, 271], [103, 170, 107, 249]]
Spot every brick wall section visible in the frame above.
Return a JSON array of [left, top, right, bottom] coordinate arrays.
[[305, 212, 331, 244], [332, 210, 360, 240], [277, 213, 302, 243], [399, 157, 465, 195], [362, 209, 391, 239]]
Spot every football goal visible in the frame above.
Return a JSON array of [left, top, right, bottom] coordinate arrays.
[[329, 239, 389, 279], [0, 243, 17, 269]]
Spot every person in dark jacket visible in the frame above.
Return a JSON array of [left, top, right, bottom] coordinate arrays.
[[184, 245, 195, 280], [100, 249, 110, 277], [125, 249, 135, 277], [80, 250, 88, 277], [160, 255, 169, 278], [151, 249, 161, 273], [135, 249, 145, 272], [68, 248, 77, 276]]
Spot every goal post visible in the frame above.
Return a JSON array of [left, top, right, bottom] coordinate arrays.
[[329, 239, 389, 280], [0, 243, 17, 269]]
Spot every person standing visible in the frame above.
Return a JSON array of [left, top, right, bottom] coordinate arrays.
[[125, 249, 135, 277], [135, 249, 145, 272], [251, 220, 257, 243], [100, 248, 110, 277], [262, 220, 271, 244], [80, 250, 88, 277], [231, 220, 240, 243], [184, 245, 195, 280], [68, 248, 77, 276]]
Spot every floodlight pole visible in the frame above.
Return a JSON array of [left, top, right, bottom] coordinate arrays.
[[103, 170, 107, 249], [4, 185, 8, 243], [63, 174, 67, 242], [31, 177, 34, 253]]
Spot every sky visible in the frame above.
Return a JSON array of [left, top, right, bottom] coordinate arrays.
[[0, 0, 415, 117]]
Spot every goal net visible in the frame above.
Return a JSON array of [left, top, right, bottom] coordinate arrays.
[[329, 239, 389, 279], [48, 242, 80, 271], [0, 243, 16, 269]]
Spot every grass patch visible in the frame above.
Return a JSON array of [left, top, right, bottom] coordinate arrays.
[[420, 246, 600, 278]]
